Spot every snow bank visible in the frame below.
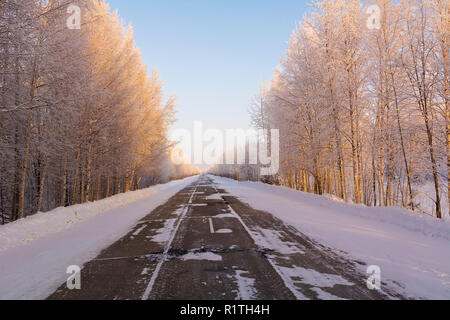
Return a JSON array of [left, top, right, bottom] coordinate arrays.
[[210, 175, 450, 300], [0, 176, 197, 300]]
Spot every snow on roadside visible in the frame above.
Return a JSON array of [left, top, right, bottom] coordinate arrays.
[[0, 176, 197, 300], [209, 175, 450, 300]]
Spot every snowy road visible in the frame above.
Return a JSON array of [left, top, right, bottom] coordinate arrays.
[[48, 176, 400, 300]]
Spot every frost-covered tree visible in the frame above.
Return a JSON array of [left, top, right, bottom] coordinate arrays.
[[247, 0, 448, 218], [0, 0, 185, 224]]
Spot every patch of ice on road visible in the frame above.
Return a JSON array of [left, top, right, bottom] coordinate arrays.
[[215, 213, 235, 219], [180, 252, 223, 261], [311, 287, 347, 300], [206, 193, 228, 200], [132, 225, 147, 236], [151, 218, 178, 244], [141, 268, 150, 275], [227, 270, 257, 300], [279, 266, 354, 288], [251, 227, 305, 255], [216, 229, 233, 234]]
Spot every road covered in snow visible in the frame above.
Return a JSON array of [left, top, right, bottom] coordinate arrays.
[[1, 175, 449, 300]]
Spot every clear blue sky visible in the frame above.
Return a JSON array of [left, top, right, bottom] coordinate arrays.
[[107, 0, 309, 132]]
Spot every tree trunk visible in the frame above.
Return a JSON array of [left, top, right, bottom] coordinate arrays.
[[105, 173, 111, 198], [11, 127, 20, 220], [18, 114, 32, 219], [36, 155, 48, 213], [71, 147, 80, 205], [424, 113, 442, 219], [60, 153, 67, 207], [84, 141, 92, 203], [436, 0, 449, 215], [391, 72, 414, 210]]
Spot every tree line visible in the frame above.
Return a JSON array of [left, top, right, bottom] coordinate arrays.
[[246, 0, 447, 218], [0, 0, 191, 224]]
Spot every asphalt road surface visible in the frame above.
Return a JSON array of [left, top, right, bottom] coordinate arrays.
[[49, 175, 402, 300]]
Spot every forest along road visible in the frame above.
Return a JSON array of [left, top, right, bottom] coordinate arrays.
[[49, 175, 402, 300]]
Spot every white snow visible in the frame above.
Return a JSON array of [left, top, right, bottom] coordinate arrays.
[[209, 175, 450, 300], [311, 287, 346, 300], [180, 252, 223, 261], [279, 266, 354, 288], [228, 270, 257, 300], [0, 176, 198, 300], [251, 227, 305, 255], [414, 181, 449, 218], [206, 193, 227, 200], [216, 229, 233, 234], [214, 213, 236, 219], [132, 225, 147, 237], [150, 217, 179, 244]]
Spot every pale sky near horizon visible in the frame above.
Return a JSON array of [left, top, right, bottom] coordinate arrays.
[[107, 0, 309, 134]]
